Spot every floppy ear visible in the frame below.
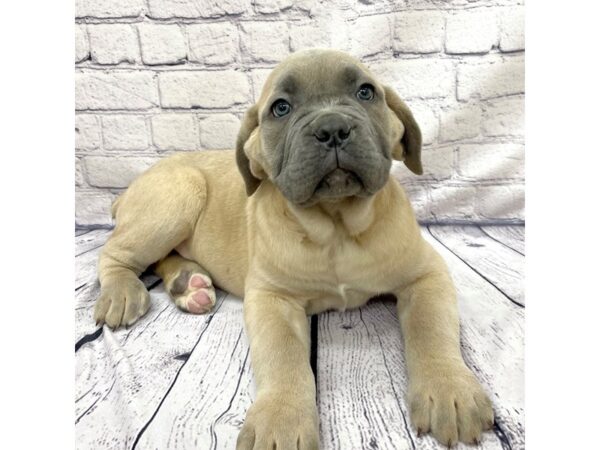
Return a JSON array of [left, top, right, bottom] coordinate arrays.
[[235, 105, 262, 196], [383, 86, 423, 175]]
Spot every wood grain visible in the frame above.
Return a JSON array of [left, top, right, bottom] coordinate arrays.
[[316, 227, 524, 450], [317, 303, 423, 450], [74, 241, 159, 343], [480, 225, 525, 256], [422, 228, 524, 450], [428, 225, 525, 307], [75, 229, 111, 256], [132, 292, 253, 450], [75, 245, 105, 341], [75, 226, 524, 450], [75, 285, 229, 450]]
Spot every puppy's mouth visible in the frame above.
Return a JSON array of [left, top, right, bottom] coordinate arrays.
[[313, 168, 363, 200]]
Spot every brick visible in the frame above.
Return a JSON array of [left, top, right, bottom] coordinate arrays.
[[349, 15, 391, 58], [446, 9, 498, 54], [292, 0, 320, 12], [397, 181, 430, 222], [290, 20, 333, 52], [75, 190, 117, 227], [88, 25, 140, 65], [327, 14, 354, 51], [407, 101, 438, 145], [393, 11, 445, 53], [102, 115, 149, 150], [158, 71, 250, 108], [499, 6, 525, 52], [391, 160, 423, 186], [476, 184, 524, 220], [85, 156, 159, 188], [147, 0, 250, 18], [76, 0, 145, 18], [457, 56, 524, 100], [75, 158, 86, 187], [187, 23, 239, 65], [75, 25, 89, 63], [240, 22, 289, 63], [75, 71, 158, 110], [254, 0, 294, 13], [458, 143, 524, 180], [200, 114, 241, 149], [75, 115, 102, 149], [439, 103, 482, 142], [482, 96, 524, 137], [138, 24, 187, 65], [371, 59, 454, 99], [422, 145, 455, 180], [151, 114, 200, 150], [430, 185, 477, 220], [73, 4, 528, 227], [249, 68, 272, 102]]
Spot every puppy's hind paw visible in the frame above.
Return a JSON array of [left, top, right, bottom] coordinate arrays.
[[169, 271, 216, 314]]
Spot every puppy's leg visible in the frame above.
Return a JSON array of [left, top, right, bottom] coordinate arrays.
[[236, 289, 319, 450], [155, 253, 216, 314], [396, 248, 494, 446], [95, 166, 206, 329]]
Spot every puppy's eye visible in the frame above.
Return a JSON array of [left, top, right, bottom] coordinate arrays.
[[356, 84, 375, 101], [272, 99, 292, 118]]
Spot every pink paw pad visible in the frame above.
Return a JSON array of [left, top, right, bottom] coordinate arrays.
[[170, 270, 215, 314], [189, 274, 210, 289], [187, 290, 212, 314]]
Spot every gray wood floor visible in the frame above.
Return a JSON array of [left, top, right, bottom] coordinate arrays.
[[75, 225, 524, 450]]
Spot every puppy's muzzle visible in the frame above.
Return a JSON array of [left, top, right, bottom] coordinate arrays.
[[312, 113, 353, 150], [319, 167, 359, 187]]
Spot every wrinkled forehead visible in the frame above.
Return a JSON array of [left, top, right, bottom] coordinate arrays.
[[257, 53, 376, 108]]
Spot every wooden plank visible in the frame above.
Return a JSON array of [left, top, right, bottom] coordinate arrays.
[[75, 244, 102, 290], [318, 304, 507, 450], [75, 285, 230, 450], [317, 227, 524, 450], [75, 245, 104, 342], [480, 225, 525, 256], [75, 229, 111, 256], [74, 227, 523, 449], [429, 225, 525, 307], [421, 228, 525, 450], [76, 228, 91, 237], [74, 273, 160, 349], [317, 303, 424, 450], [75, 234, 159, 342], [131, 293, 253, 450], [75, 271, 160, 344]]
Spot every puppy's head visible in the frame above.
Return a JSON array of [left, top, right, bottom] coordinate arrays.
[[236, 49, 422, 206]]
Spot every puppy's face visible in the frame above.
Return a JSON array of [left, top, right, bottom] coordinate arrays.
[[237, 50, 422, 206]]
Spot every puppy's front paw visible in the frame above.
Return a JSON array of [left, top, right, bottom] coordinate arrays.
[[237, 394, 319, 450], [409, 363, 494, 447], [94, 274, 150, 329]]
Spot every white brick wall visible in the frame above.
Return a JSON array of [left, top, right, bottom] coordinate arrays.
[[88, 24, 140, 65], [445, 9, 498, 54], [151, 114, 200, 150], [138, 24, 187, 65], [102, 115, 149, 150], [75, 0, 525, 227]]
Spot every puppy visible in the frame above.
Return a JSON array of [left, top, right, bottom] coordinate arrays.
[[93, 49, 494, 449]]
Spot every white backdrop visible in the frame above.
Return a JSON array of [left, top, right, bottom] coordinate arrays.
[[75, 0, 524, 227]]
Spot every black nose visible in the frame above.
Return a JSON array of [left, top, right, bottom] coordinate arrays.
[[313, 114, 352, 149]]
